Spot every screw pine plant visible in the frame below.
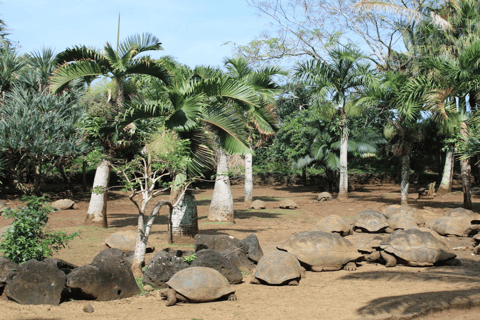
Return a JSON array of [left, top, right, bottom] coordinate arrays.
[[0, 196, 80, 264]]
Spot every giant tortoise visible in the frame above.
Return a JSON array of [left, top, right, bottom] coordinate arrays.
[[160, 267, 236, 306], [367, 229, 458, 267], [312, 215, 352, 236], [277, 231, 362, 272], [251, 250, 305, 286], [353, 210, 391, 233]]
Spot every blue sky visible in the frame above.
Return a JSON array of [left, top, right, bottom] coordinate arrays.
[[1, 0, 271, 68]]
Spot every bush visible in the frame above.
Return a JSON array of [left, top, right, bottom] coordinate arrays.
[[0, 196, 80, 264]]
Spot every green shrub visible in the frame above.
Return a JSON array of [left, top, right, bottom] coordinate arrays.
[[0, 196, 80, 264]]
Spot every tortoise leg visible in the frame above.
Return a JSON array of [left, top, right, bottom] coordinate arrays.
[[165, 289, 177, 306], [367, 251, 381, 262], [474, 245, 480, 255], [381, 251, 397, 267], [300, 267, 307, 279], [228, 293, 237, 301], [288, 279, 299, 286], [442, 258, 461, 266], [343, 262, 357, 271], [310, 266, 324, 272], [250, 278, 261, 285]]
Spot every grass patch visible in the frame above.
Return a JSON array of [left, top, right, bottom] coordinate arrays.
[[135, 277, 157, 295]]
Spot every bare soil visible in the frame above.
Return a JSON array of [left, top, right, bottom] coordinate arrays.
[[1, 182, 480, 320]]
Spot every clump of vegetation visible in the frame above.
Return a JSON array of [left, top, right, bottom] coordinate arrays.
[[0, 196, 80, 264], [183, 253, 197, 264]]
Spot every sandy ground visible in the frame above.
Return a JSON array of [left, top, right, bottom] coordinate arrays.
[[1, 182, 480, 320]]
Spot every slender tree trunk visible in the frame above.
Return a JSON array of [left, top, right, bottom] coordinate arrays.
[[338, 113, 349, 200], [84, 158, 111, 228], [244, 153, 253, 204], [208, 149, 234, 222], [32, 162, 42, 196], [460, 121, 473, 209], [400, 154, 410, 205], [168, 188, 199, 241], [302, 167, 307, 186], [131, 200, 172, 277], [437, 147, 454, 196], [82, 160, 87, 192]]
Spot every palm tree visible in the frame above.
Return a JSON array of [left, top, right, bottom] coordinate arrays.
[[51, 33, 171, 228], [294, 47, 371, 200], [223, 56, 283, 204]]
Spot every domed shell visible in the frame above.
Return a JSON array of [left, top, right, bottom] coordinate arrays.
[[254, 251, 302, 285], [388, 213, 418, 230], [430, 216, 478, 237], [353, 210, 389, 233], [277, 231, 362, 270], [444, 208, 480, 220], [345, 233, 385, 253], [312, 215, 352, 236], [279, 199, 298, 209], [384, 205, 425, 226], [166, 267, 235, 302], [379, 229, 456, 266], [317, 192, 333, 202], [250, 200, 266, 210]]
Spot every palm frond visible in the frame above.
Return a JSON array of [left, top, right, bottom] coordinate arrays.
[[118, 33, 163, 58], [126, 58, 172, 86], [50, 60, 104, 93]]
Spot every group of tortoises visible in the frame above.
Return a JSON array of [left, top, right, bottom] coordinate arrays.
[[161, 205, 478, 306]]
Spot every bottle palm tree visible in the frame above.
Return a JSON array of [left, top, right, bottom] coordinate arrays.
[[51, 33, 171, 228], [294, 47, 371, 200], [223, 56, 283, 204]]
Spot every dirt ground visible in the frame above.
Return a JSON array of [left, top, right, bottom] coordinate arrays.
[[1, 182, 480, 320]]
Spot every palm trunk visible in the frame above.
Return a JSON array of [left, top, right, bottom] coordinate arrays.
[[337, 113, 348, 200], [169, 188, 199, 241], [208, 149, 234, 222], [460, 121, 473, 209], [400, 154, 410, 205], [437, 147, 454, 196], [84, 158, 111, 228], [244, 153, 253, 204], [131, 200, 172, 277]]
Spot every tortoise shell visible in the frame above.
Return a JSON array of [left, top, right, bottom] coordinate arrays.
[[384, 205, 425, 226], [254, 251, 302, 285], [353, 210, 389, 233], [250, 200, 266, 210], [277, 231, 362, 270], [279, 199, 298, 209], [345, 233, 385, 253], [430, 216, 478, 237], [444, 208, 480, 220], [379, 229, 456, 266], [312, 215, 352, 236], [387, 213, 418, 231], [166, 267, 234, 302]]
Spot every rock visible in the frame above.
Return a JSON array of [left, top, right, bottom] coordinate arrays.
[[83, 304, 94, 313], [0, 226, 9, 238], [4, 259, 66, 305], [317, 192, 333, 202], [142, 250, 190, 289], [0, 200, 8, 212], [195, 234, 241, 252], [0, 258, 18, 294], [142, 285, 154, 292], [250, 200, 266, 210], [66, 248, 140, 301], [190, 249, 243, 284], [221, 246, 256, 273], [52, 199, 75, 210], [45, 258, 77, 275], [239, 233, 264, 263], [105, 230, 154, 253]]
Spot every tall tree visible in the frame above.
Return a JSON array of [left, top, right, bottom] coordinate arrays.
[[223, 56, 282, 203], [51, 33, 171, 228], [294, 47, 371, 200]]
